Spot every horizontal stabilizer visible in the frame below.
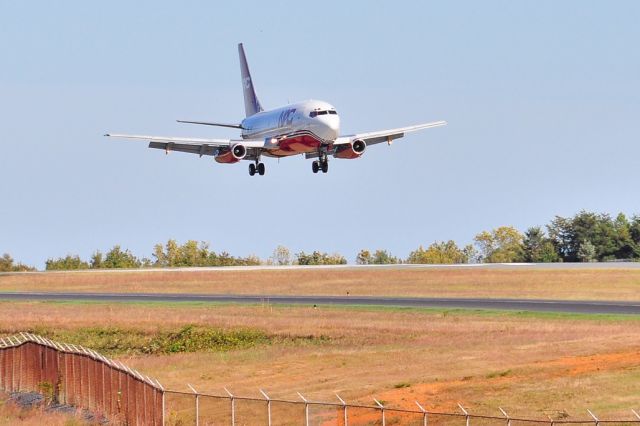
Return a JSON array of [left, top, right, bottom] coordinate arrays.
[[177, 120, 243, 129]]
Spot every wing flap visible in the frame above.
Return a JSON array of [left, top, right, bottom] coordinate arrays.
[[148, 141, 219, 156]]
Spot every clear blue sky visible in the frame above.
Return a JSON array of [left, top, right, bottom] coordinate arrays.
[[1, 1, 639, 267]]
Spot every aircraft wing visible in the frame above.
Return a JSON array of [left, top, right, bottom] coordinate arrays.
[[333, 120, 447, 146], [104, 133, 264, 157]]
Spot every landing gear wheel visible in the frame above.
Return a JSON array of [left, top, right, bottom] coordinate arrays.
[[249, 163, 256, 176], [312, 161, 319, 174], [321, 161, 329, 173], [257, 162, 265, 176]]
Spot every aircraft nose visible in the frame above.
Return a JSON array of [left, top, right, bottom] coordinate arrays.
[[326, 115, 340, 139]]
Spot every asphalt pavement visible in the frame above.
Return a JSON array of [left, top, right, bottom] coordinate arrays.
[[0, 292, 639, 314]]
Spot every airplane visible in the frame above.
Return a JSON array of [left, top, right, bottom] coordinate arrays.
[[105, 43, 446, 176]]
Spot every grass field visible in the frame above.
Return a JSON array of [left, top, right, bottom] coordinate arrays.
[[2, 300, 640, 422], [2, 267, 640, 423], [2, 267, 640, 300]]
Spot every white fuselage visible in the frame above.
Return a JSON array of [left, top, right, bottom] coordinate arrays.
[[240, 100, 340, 143]]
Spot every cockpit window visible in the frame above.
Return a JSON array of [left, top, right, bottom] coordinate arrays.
[[310, 109, 337, 117]]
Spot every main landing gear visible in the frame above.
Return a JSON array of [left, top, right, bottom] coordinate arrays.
[[312, 153, 329, 174], [248, 161, 265, 176]]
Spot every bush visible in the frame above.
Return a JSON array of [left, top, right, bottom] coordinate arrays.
[[45, 255, 89, 271], [296, 251, 347, 265]]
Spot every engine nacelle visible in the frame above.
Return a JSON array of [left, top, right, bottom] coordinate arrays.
[[214, 144, 247, 164], [333, 139, 366, 159]]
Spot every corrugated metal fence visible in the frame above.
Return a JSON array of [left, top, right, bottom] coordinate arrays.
[[2, 332, 640, 425], [0, 332, 163, 425]]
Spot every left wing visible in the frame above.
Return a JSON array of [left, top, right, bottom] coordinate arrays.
[[104, 133, 264, 157], [333, 120, 447, 146]]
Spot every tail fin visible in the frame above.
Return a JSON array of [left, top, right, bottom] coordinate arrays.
[[238, 43, 263, 117]]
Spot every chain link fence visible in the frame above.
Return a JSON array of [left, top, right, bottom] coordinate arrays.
[[2, 332, 640, 425]]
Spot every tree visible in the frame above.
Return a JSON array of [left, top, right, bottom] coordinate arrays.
[[548, 211, 637, 262], [90, 251, 103, 269], [356, 249, 373, 265], [408, 241, 469, 264], [0, 253, 15, 272], [371, 249, 400, 264], [630, 215, 640, 257], [577, 240, 596, 262], [462, 244, 479, 264], [357, 249, 399, 264], [296, 251, 347, 265], [547, 216, 575, 261], [101, 246, 141, 269], [270, 245, 292, 265], [474, 226, 525, 263], [523, 227, 560, 263], [0, 253, 35, 272], [45, 255, 89, 271]]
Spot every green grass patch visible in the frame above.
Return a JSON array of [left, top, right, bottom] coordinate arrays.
[[5, 324, 329, 356], [1, 299, 638, 323]]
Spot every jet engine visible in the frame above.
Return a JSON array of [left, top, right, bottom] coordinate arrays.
[[214, 143, 247, 164], [333, 139, 366, 159]]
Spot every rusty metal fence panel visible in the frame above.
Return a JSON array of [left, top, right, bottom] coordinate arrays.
[[0, 333, 164, 425]]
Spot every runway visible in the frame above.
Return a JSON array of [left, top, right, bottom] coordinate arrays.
[[1, 292, 639, 315]]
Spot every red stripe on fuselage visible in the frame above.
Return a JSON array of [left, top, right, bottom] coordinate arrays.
[[267, 133, 324, 157]]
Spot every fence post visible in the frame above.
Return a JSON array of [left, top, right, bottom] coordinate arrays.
[[260, 389, 271, 426], [224, 387, 235, 426], [587, 409, 599, 426], [458, 403, 470, 426], [188, 384, 199, 426], [298, 392, 309, 426], [156, 380, 165, 426], [499, 407, 511, 426], [336, 393, 348, 426], [416, 401, 428, 426], [374, 399, 385, 426]]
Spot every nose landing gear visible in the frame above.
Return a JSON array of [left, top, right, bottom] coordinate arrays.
[[312, 153, 329, 174], [249, 161, 265, 176]]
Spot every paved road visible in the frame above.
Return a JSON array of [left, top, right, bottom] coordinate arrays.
[[1, 292, 639, 314]]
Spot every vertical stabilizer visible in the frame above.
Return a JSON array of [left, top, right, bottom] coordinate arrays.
[[238, 43, 263, 117]]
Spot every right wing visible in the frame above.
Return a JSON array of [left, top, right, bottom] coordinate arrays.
[[333, 120, 447, 147], [104, 133, 264, 157]]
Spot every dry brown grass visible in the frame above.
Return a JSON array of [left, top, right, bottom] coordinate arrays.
[[2, 267, 640, 300], [0, 391, 85, 425], [1, 301, 640, 420]]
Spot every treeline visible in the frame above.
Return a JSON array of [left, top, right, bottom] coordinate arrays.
[[2, 211, 639, 271], [44, 241, 263, 270], [399, 210, 640, 264], [0, 253, 36, 272]]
